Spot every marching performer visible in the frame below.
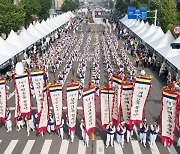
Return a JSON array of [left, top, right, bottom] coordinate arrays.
[[80, 119, 89, 146], [126, 121, 135, 143], [26, 115, 35, 136], [149, 121, 159, 147], [67, 119, 75, 143], [47, 111, 55, 134], [17, 113, 24, 131], [139, 119, 148, 147], [5, 108, 12, 132], [106, 121, 116, 148], [116, 121, 126, 148], [58, 118, 65, 139], [177, 137, 180, 147]]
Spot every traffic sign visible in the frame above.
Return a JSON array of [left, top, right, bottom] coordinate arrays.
[[128, 7, 136, 19], [127, 6, 147, 20], [173, 25, 180, 35]]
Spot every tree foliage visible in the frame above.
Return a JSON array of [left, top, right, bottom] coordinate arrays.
[[38, 0, 52, 20], [115, 0, 130, 14], [19, 0, 41, 26], [159, 0, 179, 32], [61, 0, 79, 12], [0, 0, 25, 36]]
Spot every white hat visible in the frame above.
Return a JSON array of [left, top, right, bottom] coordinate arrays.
[[110, 121, 113, 125], [143, 119, 147, 122], [81, 119, 84, 122], [121, 121, 125, 124]]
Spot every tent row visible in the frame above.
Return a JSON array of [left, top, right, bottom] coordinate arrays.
[[120, 15, 180, 72], [0, 11, 75, 68]]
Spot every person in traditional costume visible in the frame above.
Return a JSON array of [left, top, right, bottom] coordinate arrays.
[[16, 113, 24, 131], [25, 115, 35, 136], [149, 121, 159, 147], [126, 121, 135, 143], [116, 121, 126, 148], [139, 119, 148, 147], [66, 119, 75, 143], [106, 121, 116, 148], [80, 119, 89, 146], [58, 118, 65, 139], [5, 108, 12, 132], [47, 111, 55, 134]]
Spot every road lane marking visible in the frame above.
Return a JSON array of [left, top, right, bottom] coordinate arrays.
[[40, 140, 52, 154], [22, 140, 35, 154], [150, 143, 160, 154], [168, 145, 178, 154], [78, 140, 86, 154], [4, 140, 18, 154], [96, 140, 104, 154], [114, 141, 123, 153], [131, 140, 142, 154], [59, 140, 69, 154]]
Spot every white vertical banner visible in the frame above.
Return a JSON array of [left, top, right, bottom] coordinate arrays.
[[111, 75, 122, 126], [67, 83, 79, 131], [31, 71, 44, 113], [121, 83, 133, 124], [38, 87, 48, 133], [49, 85, 63, 131], [100, 87, 115, 128], [130, 77, 151, 124], [161, 89, 179, 147], [83, 87, 96, 136], [0, 78, 7, 122], [15, 73, 31, 119]]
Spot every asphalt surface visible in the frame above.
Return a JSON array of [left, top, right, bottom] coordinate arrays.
[[0, 23, 179, 154]]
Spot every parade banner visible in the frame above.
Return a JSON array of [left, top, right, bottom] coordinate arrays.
[[15, 73, 31, 119], [121, 83, 133, 124], [31, 71, 44, 113], [83, 87, 96, 136], [0, 79, 7, 122], [161, 89, 179, 147], [49, 85, 63, 131], [67, 83, 79, 131], [130, 77, 151, 124], [111, 75, 122, 126], [100, 87, 115, 128], [14, 89, 19, 121], [38, 87, 48, 133]]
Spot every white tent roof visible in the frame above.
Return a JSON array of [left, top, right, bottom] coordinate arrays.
[[6, 30, 26, 51], [131, 20, 144, 33], [34, 21, 50, 36], [167, 55, 180, 70], [141, 24, 156, 39], [0, 54, 11, 66], [172, 36, 180, 44], [0, 37, 21, 56], [120, 15, 128, 22], [150, 30, 175, 50], [143, 26, 164, 44], [27, 24, 45, 39], [136, 22, 150, 37], [19, 27, 39, 47]]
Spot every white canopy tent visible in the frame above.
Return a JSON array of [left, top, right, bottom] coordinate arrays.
[[150, 30, 175, 50], [0, 11, 75, 68], [140, 24, 156, 39]]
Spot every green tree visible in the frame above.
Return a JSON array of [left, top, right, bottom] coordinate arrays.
[[115, 0, 130, 14], [20, 0, 41, 27], [38, 0, 51, 20], [109, 0, 114, 9], [61, 0, 76, 12], [0, 0, 25, 37], [159, 0, 178, 32]]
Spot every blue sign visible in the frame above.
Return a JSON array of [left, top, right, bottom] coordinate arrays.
[[127, 6, 147, 20], [140, 7, 147, 20], [128, 7, 136, 19]]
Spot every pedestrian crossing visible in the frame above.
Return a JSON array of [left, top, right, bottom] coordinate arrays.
[[0, 138, 178, 154]]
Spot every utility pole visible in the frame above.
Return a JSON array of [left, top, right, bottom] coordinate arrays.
[[147, 9, 157, 26]]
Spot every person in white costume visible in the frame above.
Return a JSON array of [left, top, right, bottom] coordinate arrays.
[[67, 119, 75, 143], [116, 121, 126, 148], [58, 118, 65, 139], [26, 115, 35, 136], [177, 137, 180, 147], [6, 109, 12, 132], [80, 119, 89, 146], [47, 111, 55, 134], [149, 121, 159, 147], [106, 121, 116, 148], [139, 119, 148, 147], [16, 113, 24, 131], [126, 121, 135, 143]]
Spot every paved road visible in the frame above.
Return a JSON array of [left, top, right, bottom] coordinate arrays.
[[0, 23, 179, 154]]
